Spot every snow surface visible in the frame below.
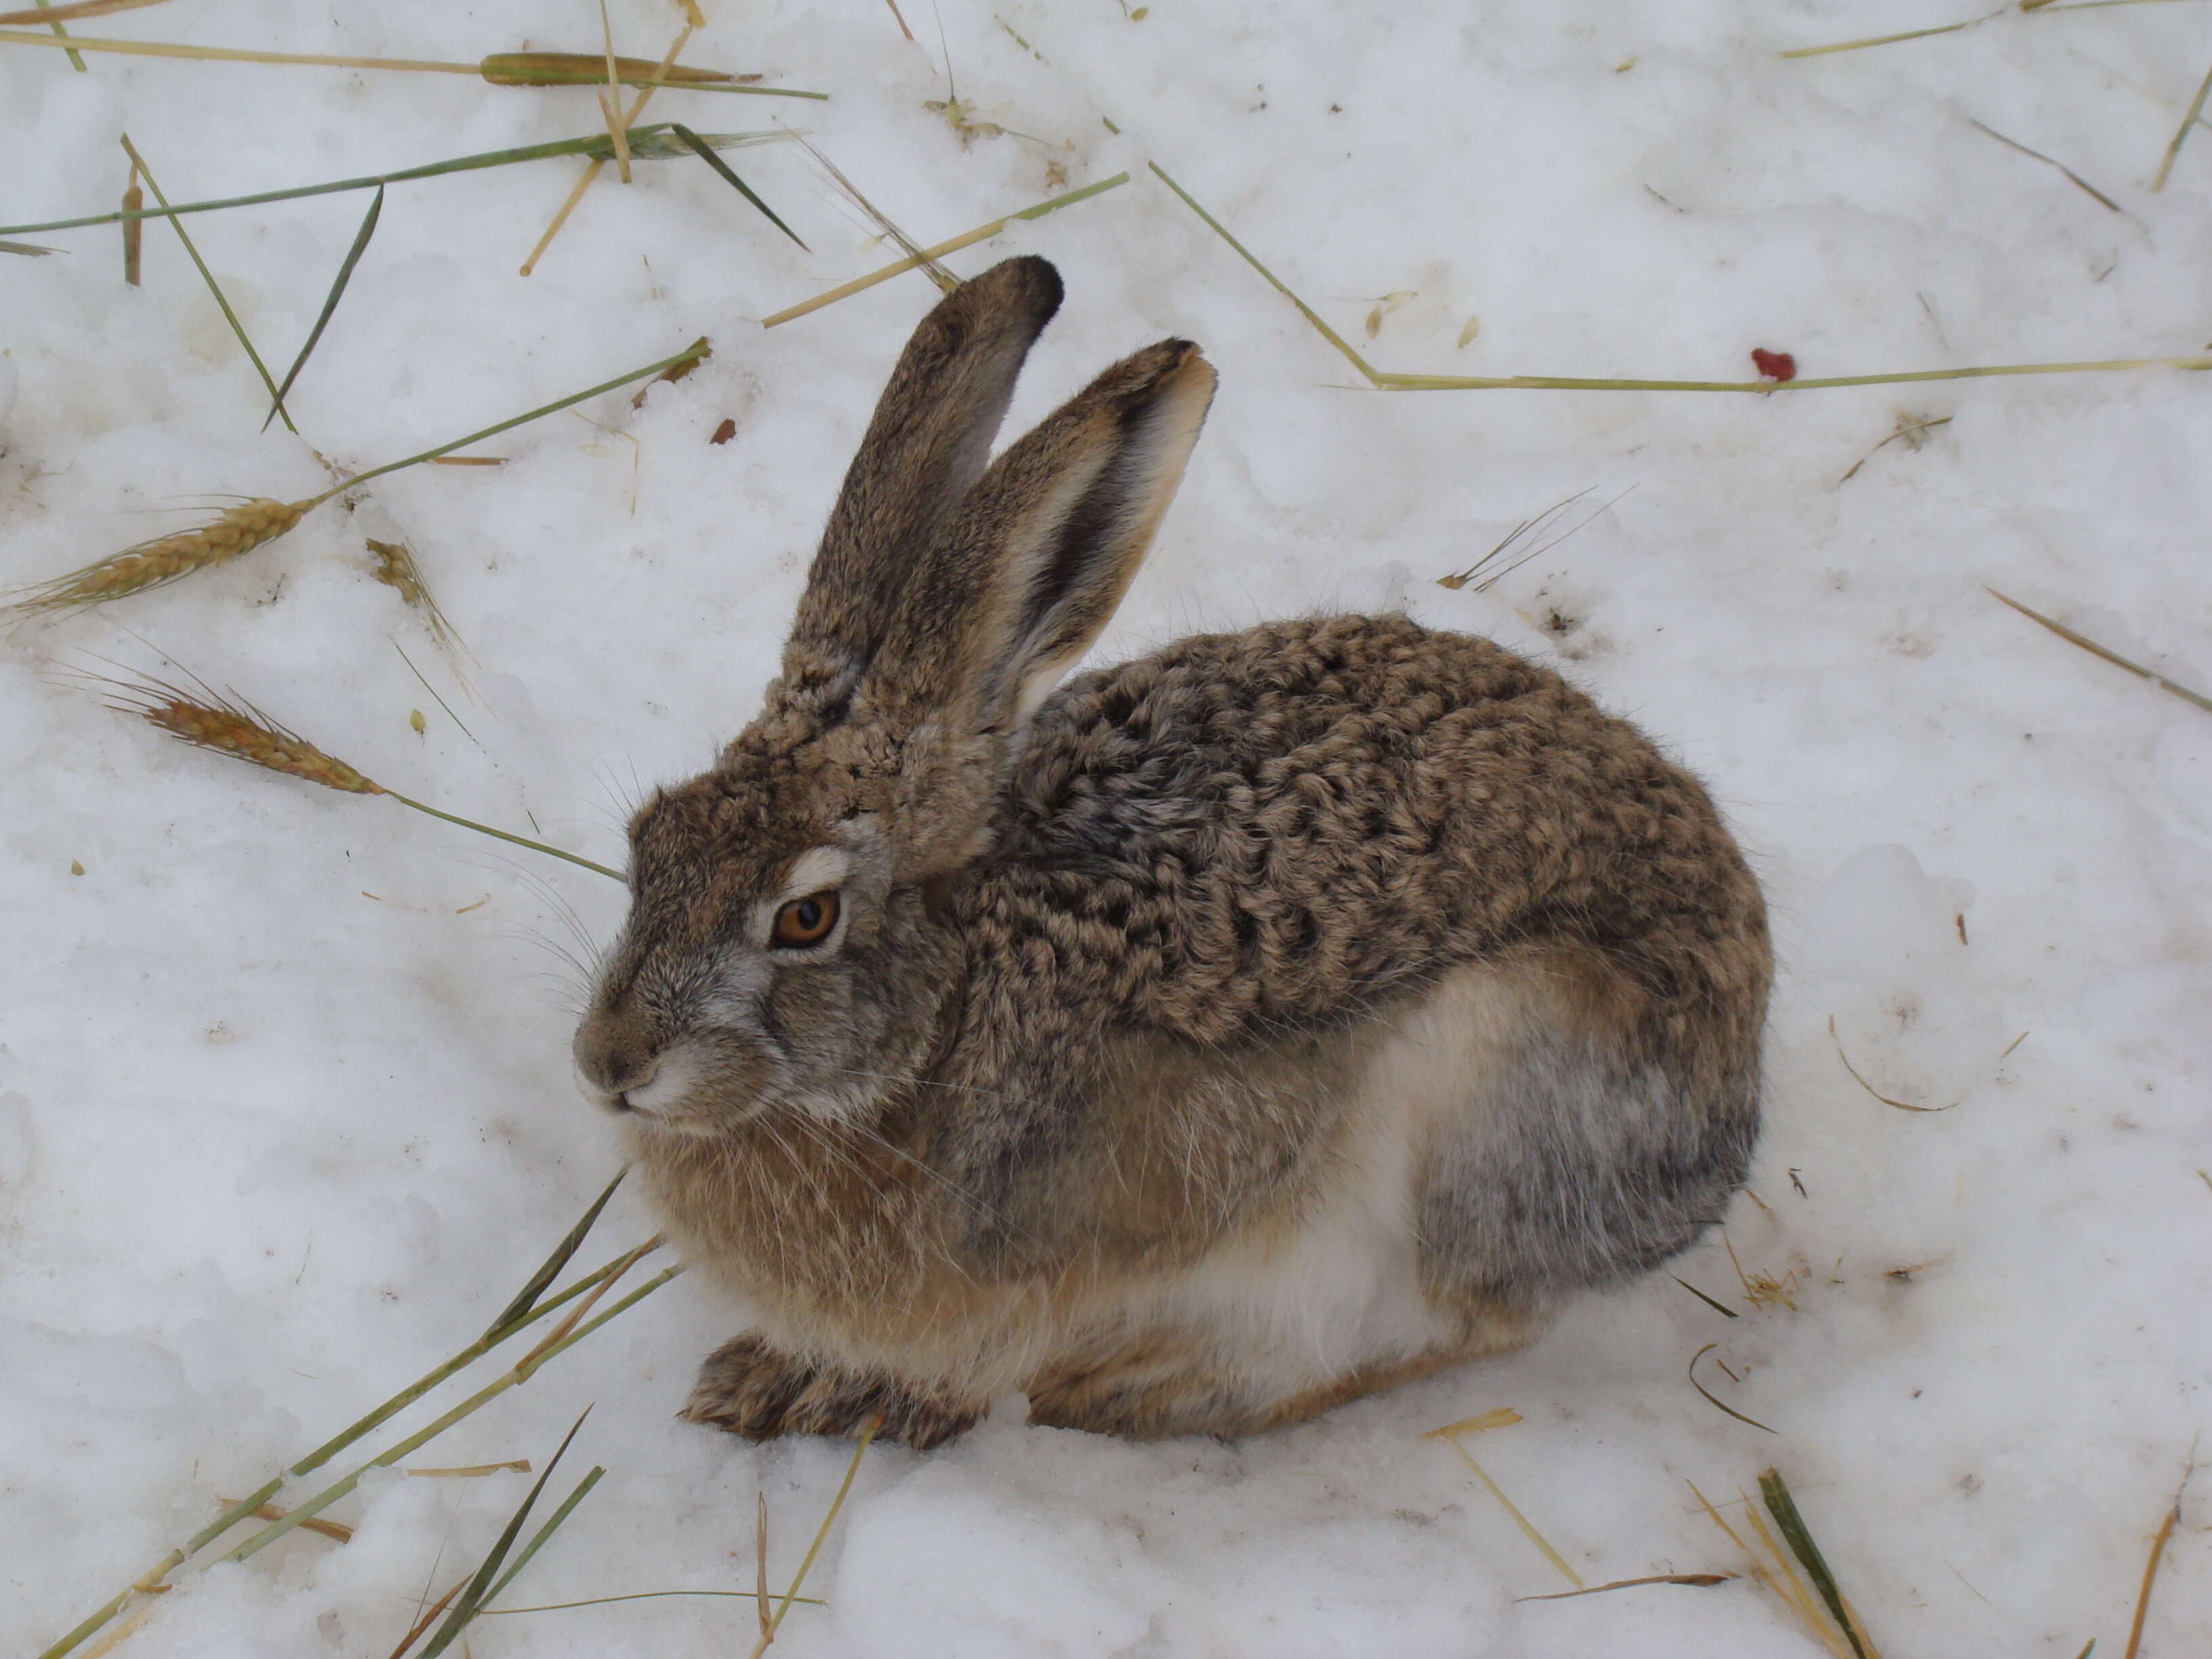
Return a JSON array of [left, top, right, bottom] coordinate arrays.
[[5, 1, 2211, 1654]]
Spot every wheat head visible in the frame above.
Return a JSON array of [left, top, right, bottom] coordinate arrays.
[[8, 497, 310, 617]]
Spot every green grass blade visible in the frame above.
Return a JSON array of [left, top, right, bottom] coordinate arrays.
[[1757, 1470, 1872, 1659], [120, 134, 296, 433], [482, 1589, 827, 1616], [384, 792, 623, 881], [485, 1170, 627, 1340], [0, 126, 781, 237], [670, 122, 808, 249], [478, 1466, 609, 1608], [34, 1217, 644, 1659], [264, 182, 382, 432], [415, 1411, 592, 1658], [329, 337, 709, 493], [215, 1265, 679, 1565], [29, 0, 85, 70]]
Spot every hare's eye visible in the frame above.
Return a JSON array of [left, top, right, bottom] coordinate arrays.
[[771, 889, 841, 949]]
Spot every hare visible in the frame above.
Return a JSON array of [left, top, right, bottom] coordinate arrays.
[[573, 255, 1770, 1448]]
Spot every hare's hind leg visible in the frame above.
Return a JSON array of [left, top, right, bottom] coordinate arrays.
[[683, 1334, 984, 1450], [1414, 953, 1760, 1311]]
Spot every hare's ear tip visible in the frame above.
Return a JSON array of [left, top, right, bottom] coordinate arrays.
[[972, 253, 1065, 316]]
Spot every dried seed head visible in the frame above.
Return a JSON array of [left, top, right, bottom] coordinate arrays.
[[7, 497, 310, 617], [106, 675, 385, 795], [367, 537, 428, 608]]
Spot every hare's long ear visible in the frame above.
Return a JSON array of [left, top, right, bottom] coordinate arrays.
[[863, 337, 1216, 741], [782, 256, 1065, 692]]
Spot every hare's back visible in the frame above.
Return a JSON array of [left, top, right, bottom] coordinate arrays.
[[981, 613, 1765, 1046]]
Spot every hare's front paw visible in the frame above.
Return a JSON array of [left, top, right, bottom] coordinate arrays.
[[680, 1334, 982, 1450]]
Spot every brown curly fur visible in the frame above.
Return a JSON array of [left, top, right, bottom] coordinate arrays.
[[575, 258, 1772, 1447]]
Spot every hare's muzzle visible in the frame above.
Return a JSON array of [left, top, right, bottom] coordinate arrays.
[[573, 1009, 659, 1112]]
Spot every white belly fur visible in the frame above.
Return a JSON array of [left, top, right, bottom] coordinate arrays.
[[1122, 964, 1518, 1400]]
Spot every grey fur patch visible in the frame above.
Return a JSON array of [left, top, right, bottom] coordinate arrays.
[[1419, 1020, 1760, 1305]]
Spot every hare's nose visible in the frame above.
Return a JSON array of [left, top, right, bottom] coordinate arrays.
[[573, 1019, 659, 1103]]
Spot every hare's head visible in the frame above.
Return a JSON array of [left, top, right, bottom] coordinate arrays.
[[573, 258, 1215, 1136]]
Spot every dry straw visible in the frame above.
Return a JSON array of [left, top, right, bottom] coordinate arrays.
[[1689, 1475, 1883, 1659], [1425, 1408, 1585, 1589], [759, 171, 1132, 327], [1987, 589, 2212, 714], [0, 26, 825, 95], [1149, 162, 2212, 392], [1782, 0, 2211, 60]]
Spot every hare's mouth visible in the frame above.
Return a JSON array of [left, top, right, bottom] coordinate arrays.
[[618, 1046, 701, 1115], [600, 1036, 788, 1135]]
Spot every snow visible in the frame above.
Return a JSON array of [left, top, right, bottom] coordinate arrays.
[[5, 1, 2211, 1654]]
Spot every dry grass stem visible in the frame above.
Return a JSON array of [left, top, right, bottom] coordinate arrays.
[[71, 1607, 156, 1659], [514, 1235, 663, 1377], [749, 1421, 878, 1656], [0, 0, 167, 24], [121, 169, 142, 284], [216, 1265, 680, 1568], [0, 28, 821, 93], [1428, 1412, 1584, 1588], [2151, 55, 2212, 188], [7, 497, 310, 617], [1781, 18, 1988, 58], [408, 1461, 531, 1478], [1967, 119, 2121, 210], [1827, 1015, 1963, 1111], [1988, 588, 2212, 715], [1423, 1406, 1523, 1437], [224, 1500, 353, 1542], [1689, 1482, 1865, 1659], [1673, 1275, 1742, 1317], [757, 1490, 773, 1639], [760, 171, 1130, 326], [520, 24, 689, 274], [790, 132, 951, 287], [29, 0, 87, 70], [1151, 161, 2212, 391], [120, 135, 298, 432], [1724, 1235, 1803, 1311], [2121, 1477, 2188, 1658], [1517, 1573, 1735, 1601], [37, 1193, 647, 1659], [1760, 1470, 1877, 1659], [1436, 486, 1627, 590], [1688, 1344, 1778, 1433], [1839, 413, 1951, 483], [387, 1573, 470, 1659]]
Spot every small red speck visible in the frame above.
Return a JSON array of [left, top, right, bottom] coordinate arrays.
[[1750, 348, 1797, 382], [710, 417, 738, 445]]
